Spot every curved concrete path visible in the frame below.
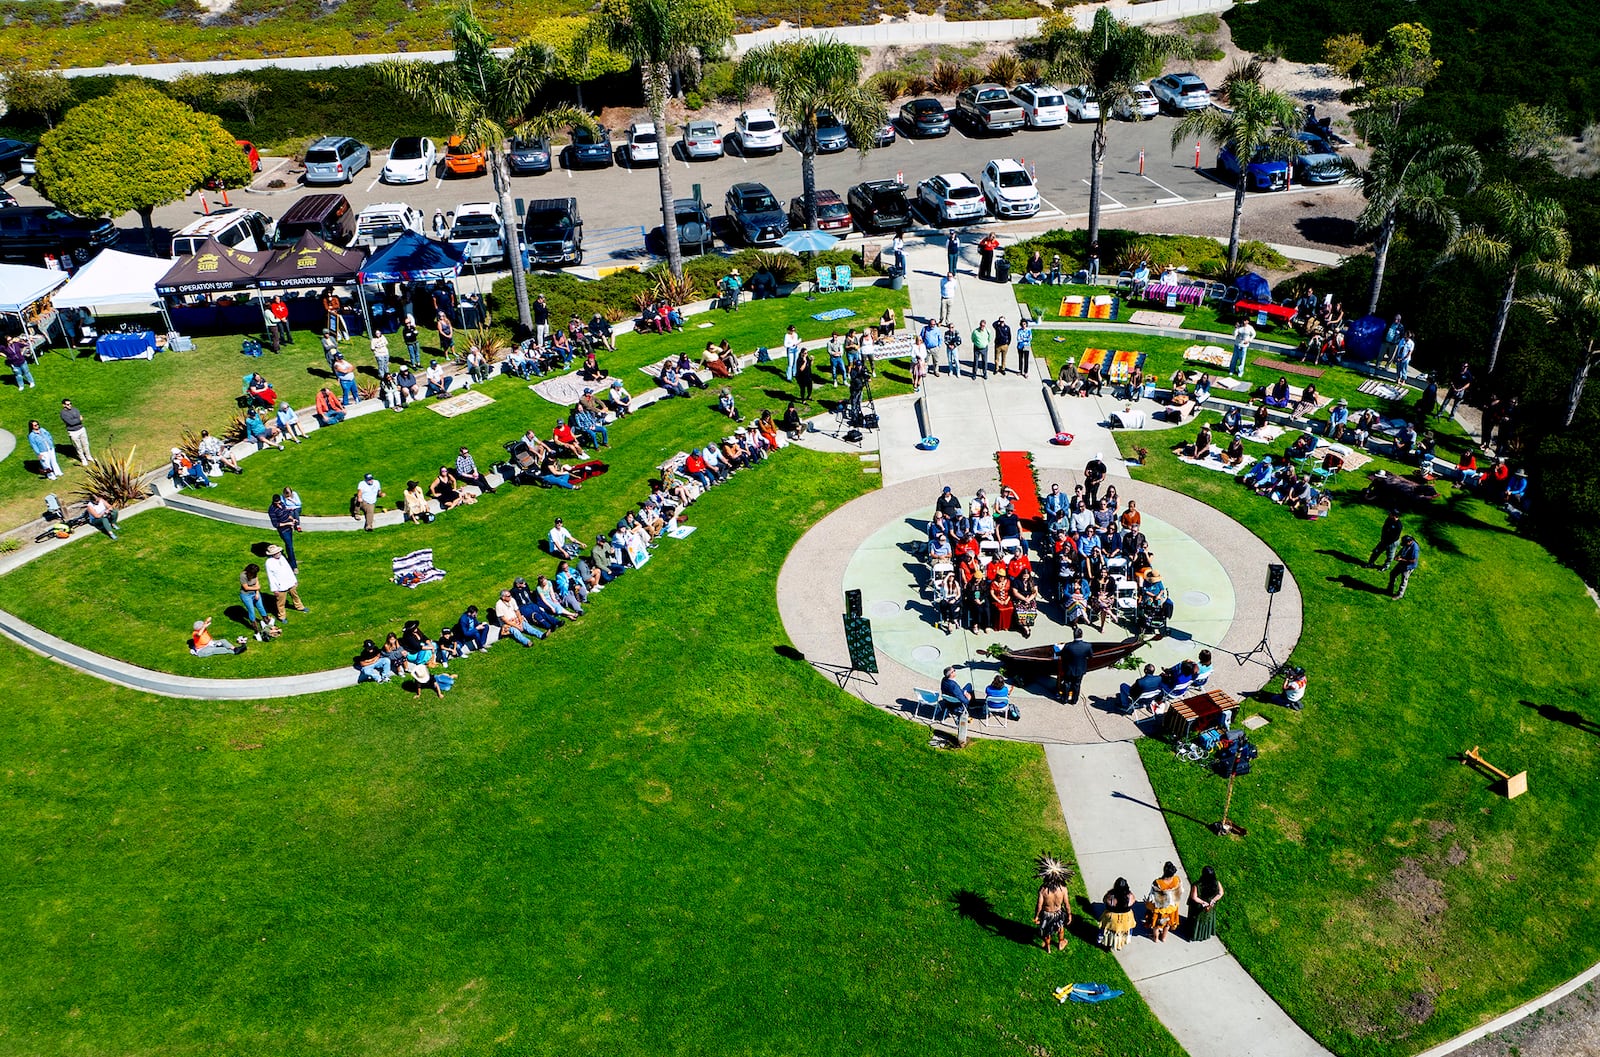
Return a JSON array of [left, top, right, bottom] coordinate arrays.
[[0, 427, 15, 465]]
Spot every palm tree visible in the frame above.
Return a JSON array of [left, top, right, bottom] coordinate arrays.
[[1450, 184, 1568, 375], [1041, 8, 1188, 252], [597, 0, 733, 280], [379, 7, 593, 333], [1523, 264, 1600, 428], [1169, 69, 1300, 269], [736, 37, 885, 231], [1354, 121, 1480, 315]]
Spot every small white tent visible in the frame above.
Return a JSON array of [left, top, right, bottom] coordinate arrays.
[[54, 249, 173, 316], [0, 262, 68, 314]]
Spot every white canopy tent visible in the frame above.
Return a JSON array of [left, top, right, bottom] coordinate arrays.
[[53, 249, 175, 332], [0, 262, 71, 352]]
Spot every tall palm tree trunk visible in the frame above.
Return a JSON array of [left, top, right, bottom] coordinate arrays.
[[1366, 212, 1399, 315], [645, 60, 683, 280], [492, 153, 533, 332], [1226, 178, 1246, 268], [1566, 341, 1596, 428], [1486, 266, 1517, 375], [801, 135, 818, 230], [1087, 118, 1109, 249]]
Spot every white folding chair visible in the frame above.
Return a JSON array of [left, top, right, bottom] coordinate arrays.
[[912, 687, 947, 722], [1115, 578, 1139, 614], [1132, 687, 1165, 716], [980, 692, 1009, 728]]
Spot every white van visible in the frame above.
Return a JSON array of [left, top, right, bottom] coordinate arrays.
[[170, 208, 273, 258], [353, 202, 426, 250]]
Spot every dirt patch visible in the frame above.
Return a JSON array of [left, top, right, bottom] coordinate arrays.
[[1446, 842, 1470, 867], [1427, 819, 1457, 841], [1457, 980, 1600, 1057], [1380, 856, 1448, 935], [1402, 989, 1438, 1026]]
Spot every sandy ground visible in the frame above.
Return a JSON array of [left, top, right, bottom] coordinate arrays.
[[1455, 980, 1600, 1057]]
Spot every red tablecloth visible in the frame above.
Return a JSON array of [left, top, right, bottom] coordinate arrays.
[[1236, 300, 1297, 323]]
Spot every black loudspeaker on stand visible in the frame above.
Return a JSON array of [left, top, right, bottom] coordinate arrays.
[[845, 589, 863, 618], [1232, 564, 1285, 671], [1265, 563, 1285, 594]]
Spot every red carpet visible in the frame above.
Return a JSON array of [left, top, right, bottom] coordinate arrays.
[[996, 450, 1041, 523]]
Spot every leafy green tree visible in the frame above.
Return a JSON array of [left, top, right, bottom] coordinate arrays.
[[1350, 22, 1439, 133], [379, 6, 593, 333], [34, 84, 250, 251], [1501, 102, 1565, 169], [1452, 184, 1569, 375], [1041, 8, 1189, 252], [214, 78, 268, 129], [1355, 121, 1480, 314], [735, 37, 884, 231], [1523, 264, 1600, 428], [0, 67, 74, 128], [596, 0, 733, 280], [1169, 66, 1299, 269]]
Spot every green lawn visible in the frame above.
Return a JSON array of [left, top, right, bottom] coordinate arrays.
[[1117, 429, 1600, 1056], [1012, 282, 1239, 336], [0, 446, 1183, 1057]]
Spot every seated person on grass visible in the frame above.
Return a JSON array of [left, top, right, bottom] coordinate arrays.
[[1286, 432, 1318, 462], [659, 360, 690, 398], [430, 467, 474, 510], [703, 342, 733, 378], [197, 429, 241, 475], [550, 419, 587, 460], [1326, 398, 1350, 441], [1219, 406, 1243, 435], [717, 386, 740, 420], [169, 447, 214, 489], [700, 443, 728, 481], [494, 591, 539, 646], [1241, 456, 1275, 490], [549, 516, 584, 559], [577, 348, 606, 383], [573, 405, 609, 450], [589, 312, 616, 352], [1221, 435, 1247, 468], [509, 577, 563, 632], [425, 360, 453, 398], [550, 330, 576, 366], [1057, 359, 1082, 396], [191, 616, 244, 657], [605, 379, 632, 416], [395, 367, 422, 403], [1264, 376, 1293, 409], [683, 449, 715, 489], [402, 481, 431, 523], [244, 408, 285, 451], [1291, 383, 1321, 419]]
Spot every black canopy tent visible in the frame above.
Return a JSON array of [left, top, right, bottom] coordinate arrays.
[[256, 232, 372, 334], [154, 238, 268, 296]]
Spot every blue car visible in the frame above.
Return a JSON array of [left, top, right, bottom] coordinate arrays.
[[567, 125, 614, 169], [1217, 142, 1288, 192]]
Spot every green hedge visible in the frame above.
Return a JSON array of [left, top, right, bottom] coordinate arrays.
[[1003, 228, 1290, 278]]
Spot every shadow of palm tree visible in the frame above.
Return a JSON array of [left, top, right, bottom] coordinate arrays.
[[951, 890, 1036, 947]]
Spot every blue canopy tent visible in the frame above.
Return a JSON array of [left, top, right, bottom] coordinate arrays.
[[1235, 271, 1271, 303], [1344, 314, 1387, 362], [359, 232, 474, 332]]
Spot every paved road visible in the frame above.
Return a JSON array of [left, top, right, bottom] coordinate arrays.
[[3, 108, 1350, 269]]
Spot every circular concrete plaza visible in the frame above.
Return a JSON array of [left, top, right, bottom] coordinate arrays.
[[777, 468, 1304, 745]]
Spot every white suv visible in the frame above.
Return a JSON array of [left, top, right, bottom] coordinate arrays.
[[917, 172, 987, 225], [734, 109, 784, 154], [1011, 83, 1068, 128], [979, 159, 1041, 219], [626, 121, 660, 165], [1063, 86, 1101, 122], [1115, 82, 1161, 120], [448, 202, 507, 265]]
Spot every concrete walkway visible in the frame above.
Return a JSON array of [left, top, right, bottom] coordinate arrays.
[[1047, 741, 1333, 1057]]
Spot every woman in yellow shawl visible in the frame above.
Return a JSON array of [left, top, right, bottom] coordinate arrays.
[[1099, 877, 1137, 951], [1146, 861, 1183, 942]]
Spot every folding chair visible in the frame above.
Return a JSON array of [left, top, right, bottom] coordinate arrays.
[[980, 691, 1008, 729], [834, 264, 853, 289], [815, 265, 837, 294], [1114, 578, 1139, 614], [912, 687, 947, 722]]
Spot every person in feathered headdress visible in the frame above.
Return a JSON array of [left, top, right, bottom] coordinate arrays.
[[1034, 854, 1075, 952]]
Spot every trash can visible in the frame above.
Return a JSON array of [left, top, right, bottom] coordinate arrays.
[[891, 272, 905, 291], [995, 258, 1012, 283]]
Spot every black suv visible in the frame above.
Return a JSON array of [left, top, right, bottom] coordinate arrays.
[[724, 182, 788, 246], [847, 180, 911, 233], [0, 206, 116, 265], [523, 197, 583, 267]]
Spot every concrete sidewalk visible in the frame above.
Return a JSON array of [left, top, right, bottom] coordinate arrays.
[[1047, 741, 1333, 1057]]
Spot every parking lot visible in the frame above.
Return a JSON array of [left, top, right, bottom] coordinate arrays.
[[4, 106, 1352, 268]]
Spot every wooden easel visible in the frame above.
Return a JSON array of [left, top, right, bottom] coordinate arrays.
[[1463, 746, 1528, 799]]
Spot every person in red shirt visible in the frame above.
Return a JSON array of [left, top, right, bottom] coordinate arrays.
[[268, 295, 291, 346], [551, 419, 586, 459]]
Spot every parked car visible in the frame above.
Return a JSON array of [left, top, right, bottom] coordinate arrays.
[[626, 121, 660, 166], [666, 197, 715, 254], [979, 158, 1041, 219], [954, 84, 1024, 134], [444, 135, 488, 177], [917, 171, 987, 225], [448, 202, 507, 264], [1063, 85, 1101, 122], [273, 193, 357, 248], [1217, 141, 1289, 192], [171, 208, 273, 258], [868, 118, 897, 147], [724, 181, 788, 245], [788, 189, 853, 233], [19, 151, 36, 177], [1113, 82, 1160, 120], [567, 125, 614, 168], [1289, 131, 1346, 184], [899, 98, 950, 138], [303, 135, 371, 185], [0, 187, 16, 209], [847, 179, 911, 233], [382, 137, 437, 183], [1150, 73, 1211, 113], [507, 135, 552, 175], [734, 109, 784, 155], [1010, 83, 1067, 128], [0, 138, 32, 178], [523, 197, 583, 266], [354, 203, 426, 250], [681, 120, 724, 160], [0, 206, 116, 265], [803, 109, 850, 153]]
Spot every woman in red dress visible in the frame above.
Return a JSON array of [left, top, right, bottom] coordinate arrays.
[[990, 573, 1015, 632]]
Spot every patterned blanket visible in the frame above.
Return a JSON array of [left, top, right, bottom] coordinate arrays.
[[392, 548, 446, 588]]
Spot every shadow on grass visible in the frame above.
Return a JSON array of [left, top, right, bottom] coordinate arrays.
[[1325, 573, 1388, 595], [1521, 699, 1600, 736], [1111, 789, 1212, 830], [1072, 895, 1108, 944], [951, 890, 1037, 947], [773, 645, 805, 662], [1314, 548, 1368, 567]]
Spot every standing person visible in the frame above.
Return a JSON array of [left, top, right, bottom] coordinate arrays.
[[939, 271, 955, 325], [402, 314, 422, 367], [267, 492, 300, 568], [1034, 854, 1074, 953], [992, 317, 1012, 375], [533, 293, 550, 348], [1230, 319, 1256, 378], [782, 324, 801, 382], [436, 312, 455, 359], [264, 544, 307, 619], [970, 320, 990, 380], [333, 352, 359, 405], [1367, 511, 1404, 569], [944, 321, 962, 379], [1388, 535, 1420, 599], [268, 294, 292, 346], [1187, 865, 1225, 941], [910, 333, 928, 391], [1016, 318, 1034, 376], [27, 420, 60, 480], [1146, 862, 1183, 943], [1086, 239, 1100, 282], [826, 330, 846, 386], [370, 327, 391, 380], [1380, 314, 1404, 366], [890, 231, 905, 276], [355, 472, 383, 532], [5, 334, 36, 388], [1439, 361, 1472, 418], [796, 346, 816, 403], [978, 232, 998, 281], [1099, 877, 1136, 951], [1057, 625, 1094, 704], [431, 208, 447, 239], [1084, 453, 1108, 506], [946, 231, 960, 275], [84, 494, 118, 540], [58, 399, 92, 464], [239, 562, 279, 640], [1394, 330, 1414, 383]]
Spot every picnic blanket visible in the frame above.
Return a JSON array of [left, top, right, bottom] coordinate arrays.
[[1358, 378, 1408, 401], [1179, 446, 1255, 476], [872, 335, 915, 360], [531, 372, 592, 406], [392, 548, 446, 588], [1241, 425, 1285, 443], [1213, 377, 1251, 392], [1109, 349, 1144, 383], [1079, 348, 1110, 372], [666, 525, 696, 539], [811, 307, 856, 322], [1128, 309, 1186, 328], [1254, 357, 1324, 378], [1143, 282, 1204, 306], [1324, 445, 1372, 471], [1184, 344, 1231, 368]]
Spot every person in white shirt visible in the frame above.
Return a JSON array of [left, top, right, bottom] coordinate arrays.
[[494, 590, 536, 646], [370, 329, 391, 378], [275, 401, 306, 444], [548, 516, 583, 559], [782, 325, 801, 381], [264, 544, 306, 618], [1231, 321, 1256, 378], [355, 473, 384, 531], [196, 429, 241, 475], [939, 272, 955, 324], [424, 360, 452, 399], [890, 232, 905, 275]]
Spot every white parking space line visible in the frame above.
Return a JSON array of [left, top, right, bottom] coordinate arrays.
[[1128, 171, 1184, 201], [435, 175, 445, 190], [366, 174, 382, 193], [1083, 179, 1124, 209], [1036, 194, 1065, 218]]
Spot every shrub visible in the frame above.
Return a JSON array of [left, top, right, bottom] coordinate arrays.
[[1003, 228, 1290, 278], [869, 71, 905, 102], [1178, 12, 1221, 35], [958, 66, 983, 89], [931, 60, 963, 94], [752, 251, 798, 283], [905, 74, 930, 96], [985, 53, 1021, 86], [684, 92, 704, 111], [74, 447, 146, 508]]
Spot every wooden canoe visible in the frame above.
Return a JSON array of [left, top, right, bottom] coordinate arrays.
[[1000, 636, 1147, 680]]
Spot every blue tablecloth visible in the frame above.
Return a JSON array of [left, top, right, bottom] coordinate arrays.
[[97, 330, 158, 361]]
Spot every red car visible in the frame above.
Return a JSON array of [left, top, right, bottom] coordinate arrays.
[[788, 188, 853, 233]]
